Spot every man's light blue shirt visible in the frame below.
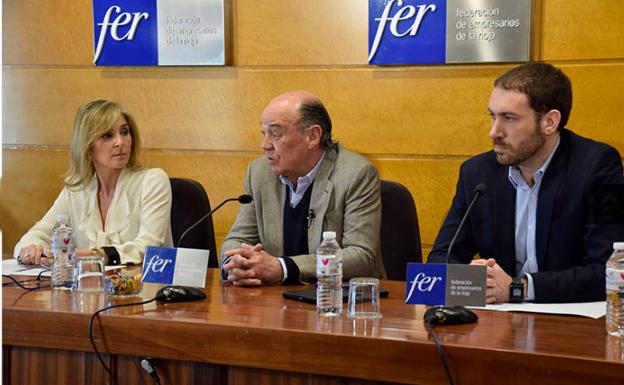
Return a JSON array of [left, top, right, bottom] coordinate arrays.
[[507, 136, 560, 301], [279, 152, 325, 208]]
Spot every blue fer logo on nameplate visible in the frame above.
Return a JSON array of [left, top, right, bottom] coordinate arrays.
[[405, 263, 446, 305], [142, 246, 177, 284], [369, 0, 446, 64], [142, 246, 210, 287], [405, 263, 487, 306]]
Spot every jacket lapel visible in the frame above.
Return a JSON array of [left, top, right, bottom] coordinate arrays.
[[536, 131, 569, 270], [262, 177, 286, 256], [492, 164, 517, 276], [308, 149, 337, 252]]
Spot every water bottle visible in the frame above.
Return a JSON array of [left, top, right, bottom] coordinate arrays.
[[50, 214, 76, 290], [606, 242, 624, 336], [316, 231, 343, 316]]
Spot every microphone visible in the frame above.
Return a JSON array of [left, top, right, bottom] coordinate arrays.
[[445, 183, 487, 264], [177, 194, 252, 248], [306, 209, 315, 230], [423, 184, 486, 385]]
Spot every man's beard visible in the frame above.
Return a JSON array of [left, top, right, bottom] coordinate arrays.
[[493, 126, 545, 166]]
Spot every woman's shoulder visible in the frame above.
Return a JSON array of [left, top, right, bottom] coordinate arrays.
[[128, 167, 169, 181], [121, 168, 170, 193]]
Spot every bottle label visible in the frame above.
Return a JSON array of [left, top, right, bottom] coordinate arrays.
[[606, 267, 624, 291], [317, 254, 343, 275]]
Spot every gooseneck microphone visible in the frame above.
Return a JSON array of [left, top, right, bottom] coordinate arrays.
[[445, 183, 487, 264], [177, 194, 253, 248], [424, 183, 486, 385]]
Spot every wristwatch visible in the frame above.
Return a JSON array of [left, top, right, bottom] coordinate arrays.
[[509, 277, 525, 303]]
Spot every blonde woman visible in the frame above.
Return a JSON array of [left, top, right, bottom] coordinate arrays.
[[14, 100, 173, 266]]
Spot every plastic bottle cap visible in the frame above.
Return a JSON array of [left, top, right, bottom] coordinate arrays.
[[322, 231, 336, 240], [614, 242, 624, 250]]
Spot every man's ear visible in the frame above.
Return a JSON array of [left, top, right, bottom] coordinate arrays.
[[540, 109, 561, 135], [306, 124, 322, 148]]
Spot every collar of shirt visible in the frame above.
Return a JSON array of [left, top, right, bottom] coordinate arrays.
[[279, 151, 326, 208], [508, 135, 561, 190]]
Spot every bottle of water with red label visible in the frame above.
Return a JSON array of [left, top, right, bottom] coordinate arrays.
[[51, 214, 76, 290], [606, 242, 624, 336], [316, 231, 343, 316]]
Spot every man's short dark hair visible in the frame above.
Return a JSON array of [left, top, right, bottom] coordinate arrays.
[[495, 62, 572, 130], [297, 99, 338, 150]]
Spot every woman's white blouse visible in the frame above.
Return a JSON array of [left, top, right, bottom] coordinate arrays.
[[13, 168, 173, 264]]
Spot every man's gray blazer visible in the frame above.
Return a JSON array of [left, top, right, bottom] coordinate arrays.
[[220, 145, 385, 282]]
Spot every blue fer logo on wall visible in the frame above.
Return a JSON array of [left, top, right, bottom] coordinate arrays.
[[369, 0, 531, 65], [93, 0, 158, 65], [369, 0, 446, 64], [92, 0, 227, 66]]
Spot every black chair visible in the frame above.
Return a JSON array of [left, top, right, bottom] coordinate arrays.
[[169, 178, 218, 267], [380, 180, 422, 280]]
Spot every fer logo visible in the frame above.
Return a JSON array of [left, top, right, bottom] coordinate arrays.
[[405, 263, 446, 304], [142, 246, 177, 284], [92, 0, 158, 65], [368, 0, 446, 64]]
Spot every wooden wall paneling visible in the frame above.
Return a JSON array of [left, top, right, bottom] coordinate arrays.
[[529, 0, 544, 61], [564, 65, 624, 152], [0, 149, 67, 256], [227, 365, 401, 385], [541, 0, 624, 61], [234, 0, 367, 65], [0, 66, 506, 155], [115, 355, 227, 385], [3, 345, 10, 385], [228, 366, 339, 385], [8, 346, 108, 385], [5, 65, 624, 155], [6, 1, 623, 66], [2, 1, 92, 66]]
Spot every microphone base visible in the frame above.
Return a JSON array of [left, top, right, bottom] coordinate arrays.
[[424, 305, 478, 325]]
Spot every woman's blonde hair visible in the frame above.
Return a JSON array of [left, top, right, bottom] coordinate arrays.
[[65, 100, 142, 188]]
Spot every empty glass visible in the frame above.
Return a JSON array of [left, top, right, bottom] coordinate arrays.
[[348, 277, 382, 319], [76, 256, 105, 292]]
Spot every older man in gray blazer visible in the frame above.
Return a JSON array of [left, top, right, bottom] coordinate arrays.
[[220, 90, 385, 286]]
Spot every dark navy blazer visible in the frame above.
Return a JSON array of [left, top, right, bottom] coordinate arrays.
[[428, 129, 624, 303]]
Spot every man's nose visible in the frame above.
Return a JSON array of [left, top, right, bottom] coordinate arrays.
[[261, 134, 272, 150], [489, 119, 502, 140]]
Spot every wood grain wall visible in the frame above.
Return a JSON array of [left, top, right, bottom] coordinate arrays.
[[3, 0, 624, 258]]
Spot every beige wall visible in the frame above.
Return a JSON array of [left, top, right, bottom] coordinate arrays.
[[3, 0, 624, 257]]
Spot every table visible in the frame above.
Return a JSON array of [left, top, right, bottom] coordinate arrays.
[[3, 269, 624, 385]]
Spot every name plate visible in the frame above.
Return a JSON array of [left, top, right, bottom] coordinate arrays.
[[142, 246, 209, 288], [368, 0, 531, 64], [92, 0, 227, 66], [405, 263, 486, 306]]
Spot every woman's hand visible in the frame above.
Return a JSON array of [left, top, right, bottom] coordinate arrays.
[[18, 245, 51, 266]]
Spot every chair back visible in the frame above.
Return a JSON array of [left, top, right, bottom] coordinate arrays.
[[380, 180, 422, 280], [170, 178, 218, 267]]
